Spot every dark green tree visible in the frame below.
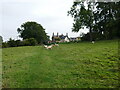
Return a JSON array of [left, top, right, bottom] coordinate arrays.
[[94, 1, 120, 39], [68, 1, 95, 41], [17, 21, 49, 44], [68, 0, 120, 41]]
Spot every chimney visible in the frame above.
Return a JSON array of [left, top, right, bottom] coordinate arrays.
[[52, 32, 54, 37], [66, 33, 68, 36], [57, 32, 59, 37]]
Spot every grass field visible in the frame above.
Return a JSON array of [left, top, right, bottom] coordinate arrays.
[[2, 40, 119, 88]]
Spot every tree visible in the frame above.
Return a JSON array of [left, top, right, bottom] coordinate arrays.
[[68, 1, 120, 41], [68, 1, 95, 41], [94, 1, 120, 39], [17, 21, 49, 44]]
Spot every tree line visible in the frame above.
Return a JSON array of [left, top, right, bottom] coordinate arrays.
[[1, 21, 49, 48], [1, 1, 120, 48], [68, 0, 120, 41]]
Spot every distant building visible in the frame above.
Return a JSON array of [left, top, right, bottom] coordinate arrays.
[[52, 32, 70, 43], [70, 37, 81, 42]]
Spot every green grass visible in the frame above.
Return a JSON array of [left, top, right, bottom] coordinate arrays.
[[2, 40, 119, 88]]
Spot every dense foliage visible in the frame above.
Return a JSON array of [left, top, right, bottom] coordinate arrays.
[[68, 1, 120, 41], [23, 38, 38, 46], [2, 38, 38, 48], [17, 21, 49, 44]]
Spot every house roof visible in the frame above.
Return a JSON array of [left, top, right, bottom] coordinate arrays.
[[53, 34, 69, 39]]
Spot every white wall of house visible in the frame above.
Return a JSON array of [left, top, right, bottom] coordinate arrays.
[[64, 37, 70, 42]]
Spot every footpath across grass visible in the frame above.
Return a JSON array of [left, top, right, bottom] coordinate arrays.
[[2, 40, 119, 88]]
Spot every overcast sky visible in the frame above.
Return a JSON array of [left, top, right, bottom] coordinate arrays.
[[1, 0, 89, 41]]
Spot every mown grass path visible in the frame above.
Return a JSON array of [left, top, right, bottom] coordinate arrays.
[[2, 40, 119, 88]]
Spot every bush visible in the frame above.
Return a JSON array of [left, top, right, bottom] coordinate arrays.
[[2, 42, 9, 48], [15, 40, 24, 46], [23, 38, 38, 46], [2, 38, 38, 48], [7, 38, 17, 47]]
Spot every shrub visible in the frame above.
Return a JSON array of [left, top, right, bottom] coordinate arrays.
[[2, 38, 38, 48], [23, 38, 38, 46], [15, 40, 24, 46], [2, 42, 9, 48], [7, 38, 17, 47]]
